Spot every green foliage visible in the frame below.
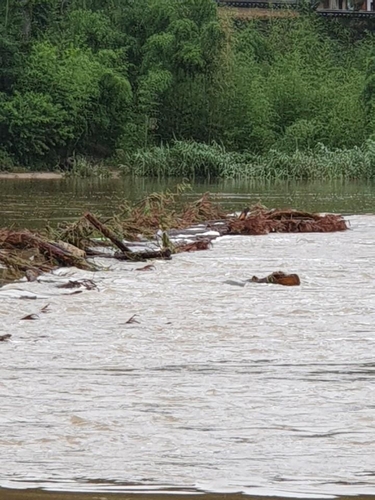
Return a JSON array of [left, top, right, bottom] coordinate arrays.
[[121, 139, 375, 180], [0, 27, 21, 92], [1, 38, 131, 162], [363, 53, 375, 133], [0, 91, 71, 163], [120, 141, 236, 178], [0, 0, 374, 178], [60, 9, 126, 51], [138, 69, 173, 115], [63, 156, 111, 178], [0, 149, 14, 171]]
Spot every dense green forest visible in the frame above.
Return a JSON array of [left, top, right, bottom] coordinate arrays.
[[1, 0, 375, 178]]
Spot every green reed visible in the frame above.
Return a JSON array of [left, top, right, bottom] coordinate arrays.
[[121, 140, 375, 180]]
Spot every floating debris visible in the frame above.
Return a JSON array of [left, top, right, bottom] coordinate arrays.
[[250, 272, 301, 286], [135, 264, 155, 272], [125, 314, 140, 325], [0, 185, 349, 285], [224, 272, 301, 287], [56, 279, 98, 290], [228, 206, 348, 235], [0, 230, 93, 271], [176, 239, 212, 252], [0, 334, 11, 342], [21, 304, 51, 320], [21, 313, 39, 321]]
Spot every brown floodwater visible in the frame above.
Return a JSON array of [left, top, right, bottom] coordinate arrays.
[[1, 178, 375, 500], [0, 177, 375, 228]]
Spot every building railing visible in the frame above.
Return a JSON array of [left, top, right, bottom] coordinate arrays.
[[216, 0, 375, 15]]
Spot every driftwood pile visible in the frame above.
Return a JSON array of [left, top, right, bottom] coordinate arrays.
[[229, 206, 348, 235], [0, 188, 349, 285]]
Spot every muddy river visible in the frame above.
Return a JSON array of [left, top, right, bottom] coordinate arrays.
[[1, 178, 375, 500], [0, 177, 375, 228]]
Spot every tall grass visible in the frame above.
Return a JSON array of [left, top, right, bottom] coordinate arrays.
[[120, 140, 375, 180], [119, 141, 247, 178]]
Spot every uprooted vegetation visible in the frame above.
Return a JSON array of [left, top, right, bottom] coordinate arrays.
[[0, 185, 349, 285]]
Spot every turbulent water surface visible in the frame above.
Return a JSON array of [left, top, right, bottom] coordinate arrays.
[[1, 179, 375, 499]]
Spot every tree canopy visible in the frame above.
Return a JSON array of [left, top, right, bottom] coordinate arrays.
[[0, 0, 374, 171]]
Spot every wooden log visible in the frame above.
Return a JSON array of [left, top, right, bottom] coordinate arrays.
[[249, 271, 300, 286], [86, 248, 172, 261], [0, 231, 94, 271], [85, 249, 115, 258], [56, 240, 86, 259], [84, 212, 131, 253], [27, 235, 94, 270], [0, 249, 54, 274], [114, 249, 172, 261]]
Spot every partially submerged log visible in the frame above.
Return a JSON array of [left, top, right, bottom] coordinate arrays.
[[86, 247, 172, 261], [250, 271, 301, 286], [114, 248, 172, 261], [224, 271, 301, 287], [56, 279, 97, 290], [0, 249, 54, 275], [0, 230, 94, 271], [176, 239, 212, 252], [84, 212, 131, 253]]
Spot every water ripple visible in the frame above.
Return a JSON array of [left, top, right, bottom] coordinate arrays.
[[1, 215, 375, 498]]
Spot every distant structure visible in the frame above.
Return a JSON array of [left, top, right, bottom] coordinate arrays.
[[216, 0, 375, 14], [316, 0, 371, 11]]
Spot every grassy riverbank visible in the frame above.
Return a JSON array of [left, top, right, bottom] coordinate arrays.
[[3, 139, 375, 181], [117, 140, 375, 180]]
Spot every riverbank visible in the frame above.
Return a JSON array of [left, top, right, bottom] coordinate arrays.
[[112, 141, 375, 180], [0, 170, 124, 180], [2, 138, 375, 181], [0, 172, 63, 180]]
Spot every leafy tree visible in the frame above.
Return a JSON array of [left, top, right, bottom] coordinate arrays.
[[0, 91, 71, 163], [0, 0, 373, 171]]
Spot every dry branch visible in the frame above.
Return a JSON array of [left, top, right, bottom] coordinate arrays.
[[0, 249, 53, 274], [84, 212, 131, 252], [136, 264, 155, 271], [0, 230, 94, 270], [114, 248, 172, 261]]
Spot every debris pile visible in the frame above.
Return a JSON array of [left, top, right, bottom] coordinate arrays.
[[228, 206, 348, 235], [0, 185, 349, 285]]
